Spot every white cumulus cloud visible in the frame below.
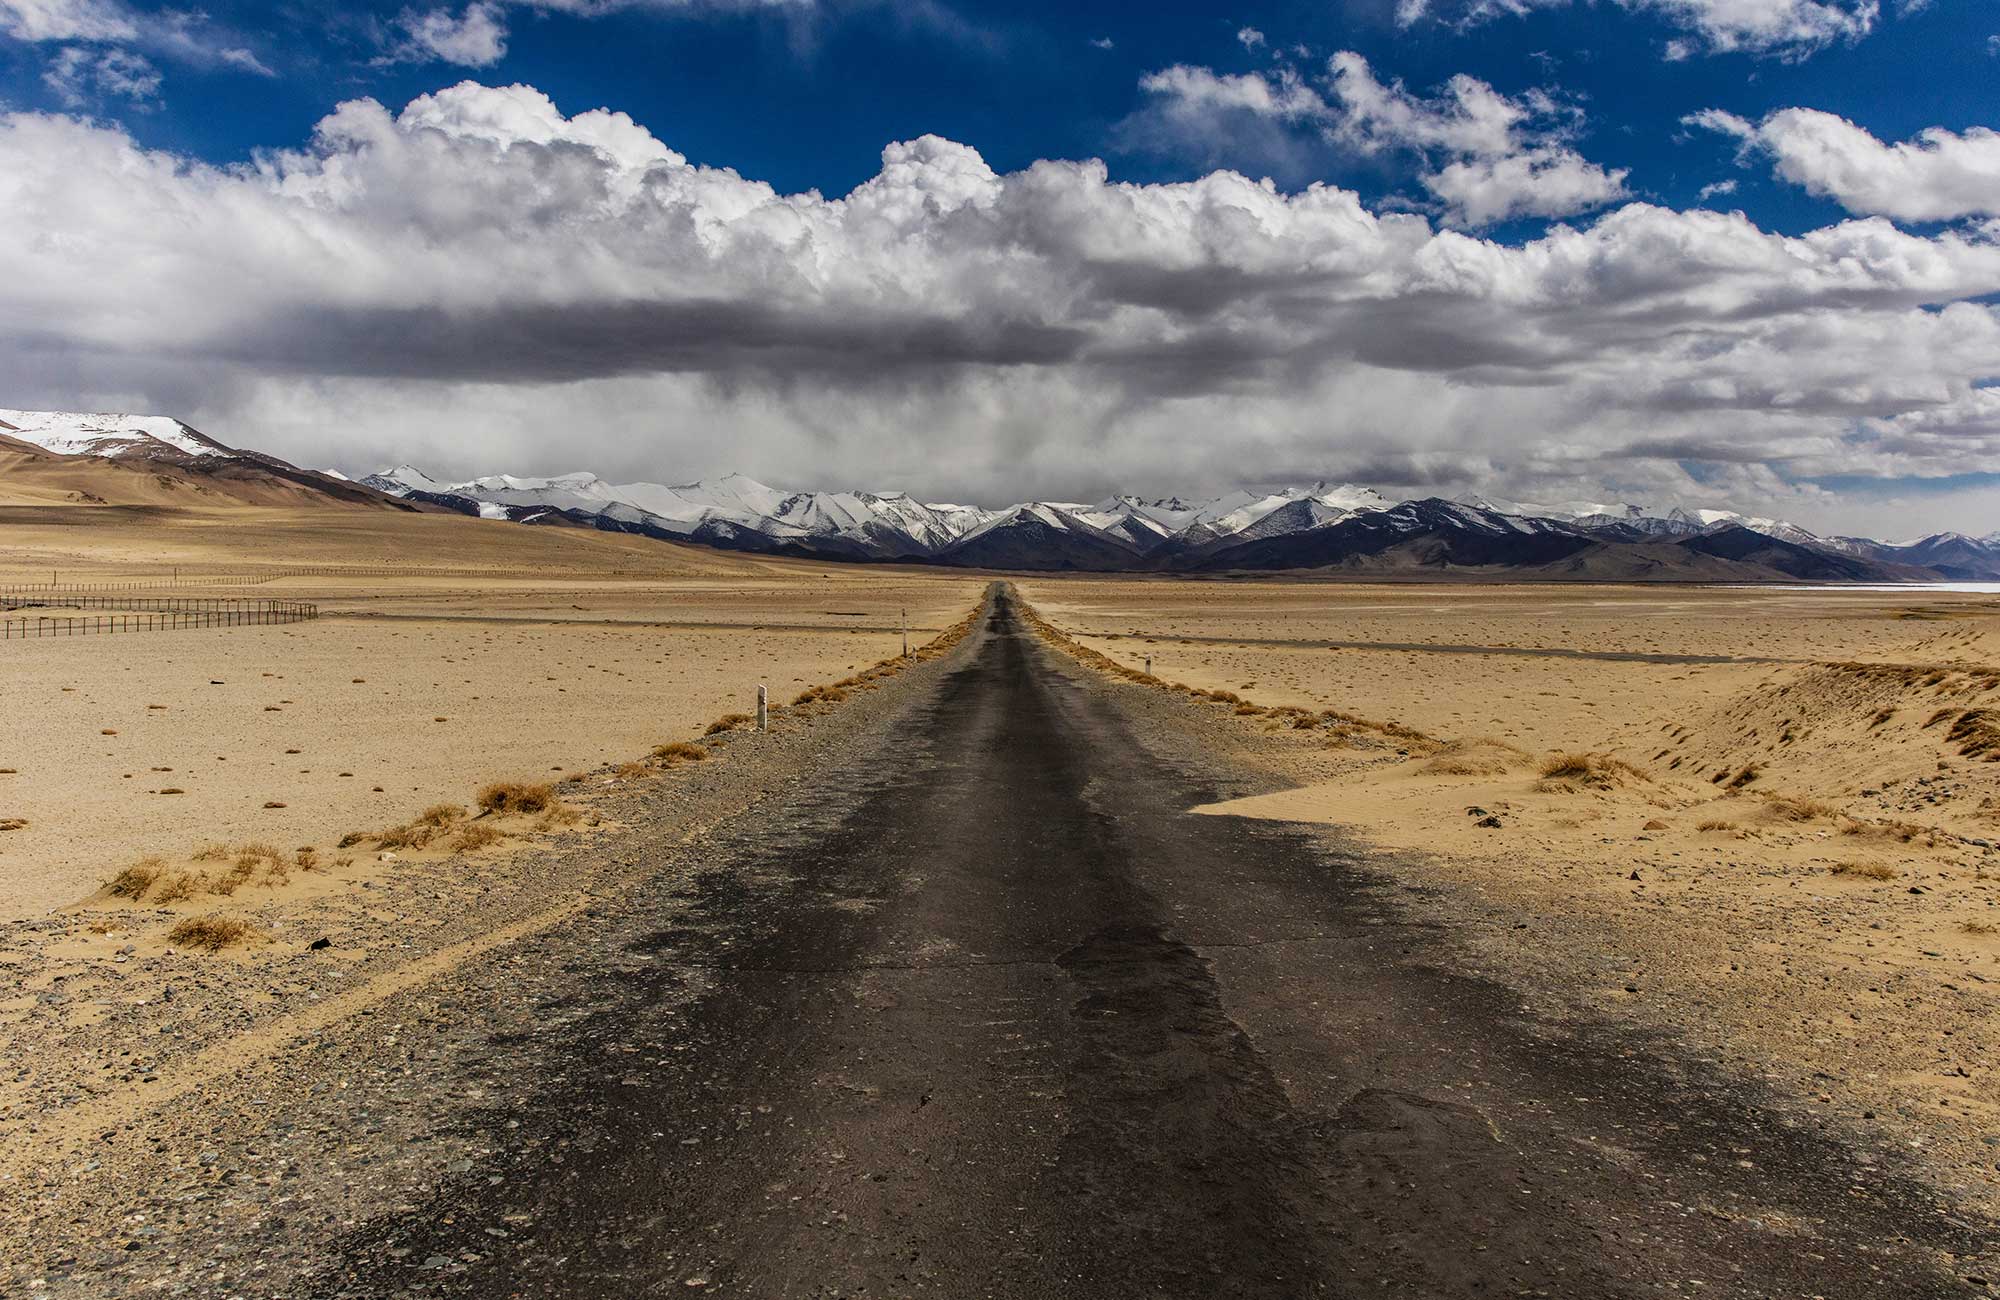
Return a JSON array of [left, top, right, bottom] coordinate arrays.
[[390, 2, 510, 66], [1, 82, 1998, 529], [1128, 52, 1628, 228], [1404, 0, 1877, 60], [1693, 106, 2000, 222]]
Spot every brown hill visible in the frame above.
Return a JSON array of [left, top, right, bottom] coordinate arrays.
[[0, 432, 424, 512]]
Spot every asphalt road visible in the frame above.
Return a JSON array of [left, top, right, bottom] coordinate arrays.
[[312, 586, 1991, 1299]]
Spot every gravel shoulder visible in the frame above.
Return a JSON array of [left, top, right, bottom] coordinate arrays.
[[0, 597, 984, 1297]]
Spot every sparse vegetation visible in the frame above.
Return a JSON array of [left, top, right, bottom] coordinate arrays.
[[476, 781, 555, 815], [534, 803, 585, 832], [1828, 861, 1897, 881], [0, 817, 24, 832], [1536, 752, 1644, 791], [106, 857, 165, 899], [652, 741, 708, 764], [1760, 794, 1840, 823], [705, 712, 754, 735], [1961, 920, 1996, 936], [149, 871, 203, 903], [416, 803, 465, 828], [167, 914, 259, 952], [1696, 819, 1739, 832], [614, 760, 651, 779], [450, 823, 504, 852], [1421, 738, 1528, 777]]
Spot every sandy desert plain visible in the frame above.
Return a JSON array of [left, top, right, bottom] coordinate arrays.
[[2, 501, 1999, 1273]]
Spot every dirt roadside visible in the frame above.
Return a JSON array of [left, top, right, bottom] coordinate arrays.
[[0, 598, 983, 1295], [1015, 588, 2000, 1232]]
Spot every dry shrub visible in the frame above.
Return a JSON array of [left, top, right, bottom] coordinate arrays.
[[337, 830, 372, 849], [477, 781, 554, 815], [167, 915, 258, 952], [1536, 752, 1644, 790], [652, 742, 707, 765], [705, 713, 753, 736], [235, 842, 283, 871], [1829, 861, 1897, 881], [1840, 818, 1940, 847], [451, 823, 504, 852], [106, 857, 166, 899], [1946, 709, 2000, 761], [149, 871, 203, 904], [1721, 762, 1763, 790], [1696, 819, 1739, 832], [294, 847, 320, 870], [373, 821, 438, 851], [794, 684, 849, 705], [614, 760, 651, 779], [1761, 794, 1840, 823], [415, 804, 465, 828], [534, 802, 583, 832], [191, 842, 230, 862], [1421, 738, 1529, 777]]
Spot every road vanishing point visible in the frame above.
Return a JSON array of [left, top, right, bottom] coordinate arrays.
[[311, 585, 1989, 1299]]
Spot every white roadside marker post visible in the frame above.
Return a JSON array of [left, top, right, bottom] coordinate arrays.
[[756, 684, 768, 733], [1145, 656, 1152, 676]]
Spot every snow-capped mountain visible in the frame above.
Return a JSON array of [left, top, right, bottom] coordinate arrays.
[[356, 461, 2000, 579], [0, 409, 242, 463], [7, 404, 1984, 579]]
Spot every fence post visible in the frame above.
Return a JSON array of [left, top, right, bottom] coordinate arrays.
[[757, 684, 768, 732]]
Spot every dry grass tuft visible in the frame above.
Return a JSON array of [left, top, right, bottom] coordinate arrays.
[[1829, 861, 1897, 881], [794, 684, 849, 705], [476, 781, 555, 816], [0, 817, 24, 832], [1760, 794, 1841, 823], [652, 741, 708, 765], [149, 871, 204, 904], [373, 821, 438, 851], [614, 760, 651, 779], [534, 803, 584, 832], [1946, 708, 2000, 761], [167, 914, 259, 952], [106, 856, 166, 899], [450, 823, 505, 852], [1421, 738, 1529, 777], [705, 713, 754, 736], [1720, 762, 1763, 790], [1536, 752, 1644, 790], [416, 803, 465, 828], [1696, 819, 1739, 832], [191, 841, 230, 862], [1840, 817, 1940, 847]]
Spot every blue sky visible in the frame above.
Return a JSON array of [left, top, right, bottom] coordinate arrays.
[[2, 0, 1998, 535]]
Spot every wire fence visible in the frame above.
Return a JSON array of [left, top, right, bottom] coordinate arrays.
[[0, 598, 317, 639], [3, 566, 658, 591]]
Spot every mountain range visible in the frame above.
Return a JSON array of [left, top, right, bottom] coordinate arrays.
[[4, 408, 1996, 582]]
